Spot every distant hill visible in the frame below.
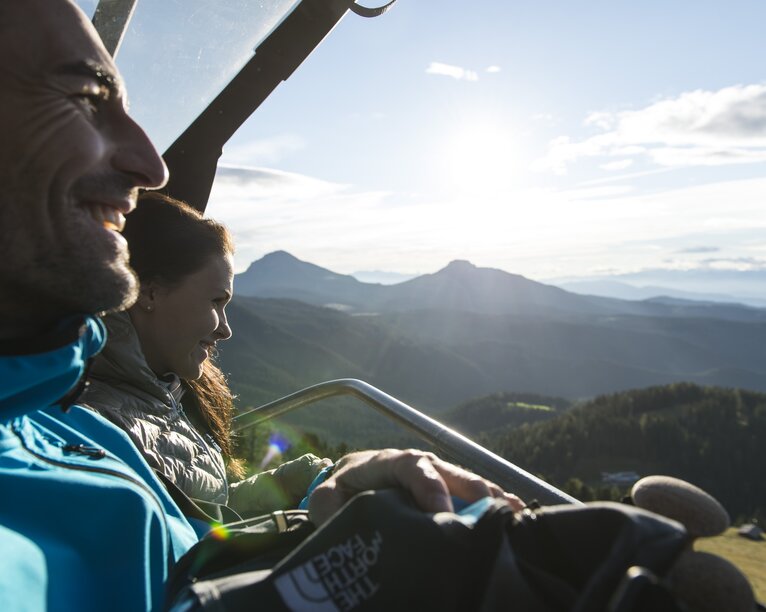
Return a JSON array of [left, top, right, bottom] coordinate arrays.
[[442, 392, 571, 438], [480, 383, 766, 521], [220, 292, 766, 441], [222, 296, 499, 411], [221, 252, 766, 412], [558, 279, 743, 304], [234, 251, 381, 311], [235, 251, 766, 322], [557, 271, 766, 308]]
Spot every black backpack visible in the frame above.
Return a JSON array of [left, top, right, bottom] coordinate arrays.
[[166, 488, 690, 611]]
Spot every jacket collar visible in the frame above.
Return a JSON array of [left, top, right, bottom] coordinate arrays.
[[0, 316, 106, 422], [89, 311, 183, 406]]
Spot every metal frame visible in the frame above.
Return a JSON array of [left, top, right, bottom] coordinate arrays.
[[234, 378, 582, 507], [92, 0, 139, 58]]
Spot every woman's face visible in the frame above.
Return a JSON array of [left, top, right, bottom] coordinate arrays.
[[133, 253, 234, 380]]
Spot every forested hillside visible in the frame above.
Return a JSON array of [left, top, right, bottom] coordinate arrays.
[[473, 383, 765, 521], [221, 294, 766, 414], [442, 392, 571, 438]]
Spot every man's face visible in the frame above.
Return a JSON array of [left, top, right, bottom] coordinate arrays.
[[0, 0, 167, 334]]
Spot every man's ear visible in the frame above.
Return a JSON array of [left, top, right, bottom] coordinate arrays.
[[135, 283, 158, 313]]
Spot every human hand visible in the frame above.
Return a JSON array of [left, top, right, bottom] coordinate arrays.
[[308, 449, 524, 525]]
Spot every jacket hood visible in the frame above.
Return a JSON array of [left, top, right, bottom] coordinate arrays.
[[88, 311, 183, 409], [0, 316, 106, 422]]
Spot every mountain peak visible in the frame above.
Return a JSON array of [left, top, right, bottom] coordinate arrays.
[[261, 250, 298, 262], [235, 250, 364, 301], [444, 259, 476, 271]]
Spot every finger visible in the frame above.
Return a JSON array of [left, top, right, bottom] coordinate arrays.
[[429, 456, 495, 503], [430, 457, 526, 511], [390, 451, 453, 514], [501, 492, 526, 511], [307, 480, 334, 525]]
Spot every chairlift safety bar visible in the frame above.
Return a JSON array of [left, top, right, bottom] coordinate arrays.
[[233, 378, 582, 507]]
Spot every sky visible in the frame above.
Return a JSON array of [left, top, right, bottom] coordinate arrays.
[[102, 1, 766, 283]]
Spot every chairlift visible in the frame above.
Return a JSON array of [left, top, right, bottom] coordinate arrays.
[[86, 0, 579, 507]]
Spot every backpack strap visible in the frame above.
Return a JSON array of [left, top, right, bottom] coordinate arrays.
[[154, 470, 242, 524], [609, 566, 684, 612]]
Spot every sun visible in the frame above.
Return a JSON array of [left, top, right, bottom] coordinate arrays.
[[438, 119, 523, 197]]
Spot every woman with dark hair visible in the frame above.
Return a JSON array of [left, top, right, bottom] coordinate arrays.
[[82, 193, 329, 521]]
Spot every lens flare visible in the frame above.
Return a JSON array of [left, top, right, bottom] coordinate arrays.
[[209, 522, 230, 540], [259, 432, 291, 469]]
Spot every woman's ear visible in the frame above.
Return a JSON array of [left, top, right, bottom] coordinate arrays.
[[135, 283, 158, 313]]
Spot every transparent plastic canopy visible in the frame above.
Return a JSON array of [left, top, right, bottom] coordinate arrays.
[[77, 0, 302, 152]]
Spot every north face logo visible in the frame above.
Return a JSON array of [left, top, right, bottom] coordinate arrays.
[[275, 531, 383, 611]]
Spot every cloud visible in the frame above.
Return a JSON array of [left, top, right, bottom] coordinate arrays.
[[699, 257, 766, 271], [220, 134, 306, 166], [600, 159, 634, 171], [531, 112, 557, 126], [677, 246, 720, 254], [559, 185, 634, 200], [206, 165, 399, 273], [213, 165, 345, 200], [425, 62, 479, 82], [485, 66, 502, 74], [206, 161, 766, 282], [537, 84, 766, 173]]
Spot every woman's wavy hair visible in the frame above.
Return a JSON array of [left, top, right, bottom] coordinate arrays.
[[123, 192, 244, 479]]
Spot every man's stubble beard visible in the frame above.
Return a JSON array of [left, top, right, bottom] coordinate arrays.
[[0, 187, 141, 320], [0, 97, 145, 318], [41, 240, 141, 316]]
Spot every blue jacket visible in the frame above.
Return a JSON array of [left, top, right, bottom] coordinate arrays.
[[0, 316, 198, 611]]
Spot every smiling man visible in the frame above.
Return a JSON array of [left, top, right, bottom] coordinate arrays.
[[0, 2, 198, 610], [0, 2, 520, 610], [0, 2, 166, 336]]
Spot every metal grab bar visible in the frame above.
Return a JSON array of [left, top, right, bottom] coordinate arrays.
[[233, 378, 582, 507]]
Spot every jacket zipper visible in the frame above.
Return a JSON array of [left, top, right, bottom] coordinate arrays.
[[15, 431, 174, 574], [167, 392, 230, 503], [62, 444, 106, 459]]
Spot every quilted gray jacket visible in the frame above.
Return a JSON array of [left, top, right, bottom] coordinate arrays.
[[80, 312, 230, 504], [80, 312, 332, 515]]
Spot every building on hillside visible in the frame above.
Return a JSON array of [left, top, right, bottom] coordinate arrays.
[[738, 523, 763, 541], [601, 471, 640, 485]]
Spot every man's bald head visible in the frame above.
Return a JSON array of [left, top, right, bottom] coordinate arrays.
[[0, 0, 167, 339]]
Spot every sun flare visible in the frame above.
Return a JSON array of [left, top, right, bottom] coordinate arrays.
[[439, 120, 523, 197]]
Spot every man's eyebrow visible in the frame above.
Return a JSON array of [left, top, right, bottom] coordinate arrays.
[[54, 59, 124, 96]]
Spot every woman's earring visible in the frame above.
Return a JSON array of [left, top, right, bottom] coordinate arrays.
[[145, 305, 154, 312]]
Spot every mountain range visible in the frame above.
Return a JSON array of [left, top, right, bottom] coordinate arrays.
[[234, 251, 766, 322], [557, 271, 766, 307], [219, 251, 766, 424]]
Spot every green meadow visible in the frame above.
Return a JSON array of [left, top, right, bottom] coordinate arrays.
[[696, 528, 766, 603]]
